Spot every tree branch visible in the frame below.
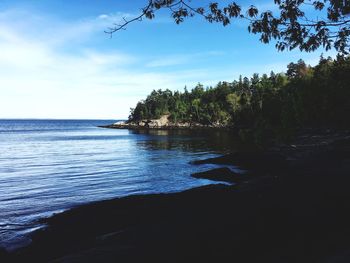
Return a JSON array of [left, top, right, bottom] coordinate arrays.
[[104, 0, 153, 35]]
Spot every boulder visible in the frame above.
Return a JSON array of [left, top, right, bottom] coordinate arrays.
[[138, 121, 147, 127], [191, 167, 245, 183], [146, 114, 170, 128]]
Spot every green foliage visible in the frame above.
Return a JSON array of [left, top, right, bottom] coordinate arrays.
[[108, 1, 350, 54], [129, 56, 350, 140]]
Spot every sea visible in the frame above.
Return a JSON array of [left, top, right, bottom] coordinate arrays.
[[0, 119, 240, 251]]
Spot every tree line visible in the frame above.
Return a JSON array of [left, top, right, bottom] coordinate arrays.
[[129, 55, 350, 141]]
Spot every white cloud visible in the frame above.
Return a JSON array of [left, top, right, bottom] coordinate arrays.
[[0, 9, 210, 119], [98, 14, 109, 19]]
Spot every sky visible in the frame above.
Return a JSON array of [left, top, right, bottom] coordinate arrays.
[[0, 0, 336, 119]]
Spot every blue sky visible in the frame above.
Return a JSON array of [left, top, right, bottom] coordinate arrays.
[[0, 0, 336, 119]]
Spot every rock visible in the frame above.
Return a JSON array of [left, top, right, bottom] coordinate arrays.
[[146, 115, 170, 128], [158, 115, 170, 126], [191, 167, 245, 183], [177, 122, 190, 128], [113, 121, 126, 125], [147, 120, 160, 128], [0, 247, 9, 261], [138, 121, 147, 127], [191, 152, 287, 172]]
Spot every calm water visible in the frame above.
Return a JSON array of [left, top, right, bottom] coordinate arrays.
[[0, 119, 240, 250]]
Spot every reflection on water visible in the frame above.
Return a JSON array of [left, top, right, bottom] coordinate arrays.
[[131, 129, 240, 153]]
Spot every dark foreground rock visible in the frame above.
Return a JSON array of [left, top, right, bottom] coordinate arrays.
[[0, 248, 9, 261], [191, 152, 287, 172], [191, 131, 350, 172], [3, 147, 350, 263], [191, 167, 246, 183]]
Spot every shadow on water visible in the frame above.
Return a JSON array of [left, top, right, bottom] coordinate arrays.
[[130, 129, 244, 153]]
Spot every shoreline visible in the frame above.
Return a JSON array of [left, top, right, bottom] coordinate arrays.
[[2, 130, 350, 262], [98, 123, 233, 131], [98, 116, 233, 131]]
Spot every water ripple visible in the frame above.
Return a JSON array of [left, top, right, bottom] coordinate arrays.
[[0, 119, 237, 250]]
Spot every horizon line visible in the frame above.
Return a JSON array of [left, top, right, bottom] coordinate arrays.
[[0, 118, 126, 121]]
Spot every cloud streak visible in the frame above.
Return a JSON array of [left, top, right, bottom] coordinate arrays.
[[0, 9, 217, 119]]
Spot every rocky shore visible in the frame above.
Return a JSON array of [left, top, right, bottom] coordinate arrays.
[[2, 130, 350, 262], [99, 115, 230, 130]]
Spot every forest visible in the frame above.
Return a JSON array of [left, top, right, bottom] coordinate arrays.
[[129, 55, 350, 142]]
